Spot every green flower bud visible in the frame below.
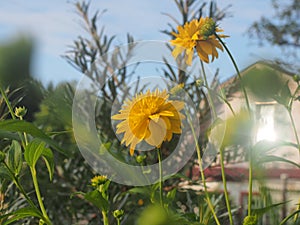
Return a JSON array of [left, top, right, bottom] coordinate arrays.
[[91, 175, 108, 187], [136, 155, 147, 164], [243, 215, 258, 225], [14, 106, 27, 118], [113, 209, 124, 219], [199, 18, 216, 39], [170, 83, 184, 95], [196, 79, 204, 87]]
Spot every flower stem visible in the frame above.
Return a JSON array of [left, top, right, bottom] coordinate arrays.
[[157, 148, 163, 207], [215, 33, 250, 111], [200, 60, 217, 119], [186, 110, 221, 225], [102, 211, 109, 225], [220, 148, 234, 225], [0, 86, 26, 147], [3, 162, 36, 209], [248, 150, 253, 217], [287, 109, 300, 222], [30, 167, 52, 225]]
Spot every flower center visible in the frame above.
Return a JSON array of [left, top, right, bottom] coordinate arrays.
[[199, 18, 216, 40]]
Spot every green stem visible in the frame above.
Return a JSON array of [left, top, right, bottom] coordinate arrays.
[[200, 60, 217, 119], [3, 162, 36, 209], [117, 218, 120, 225], [0, 86, 26, 147], [220, 148, 234, 225], [30, 167, 52, 225], [186, 110, 221, 225], [157, 148, 163, 207], [248, 150, 253, 216], [19, 116, 29, 145], [287, 109, 300, 153], [287, 109, 300, 222], [215, 33, 250, 111], [102, 211, 109, 225], [0, 86, 16, 120]]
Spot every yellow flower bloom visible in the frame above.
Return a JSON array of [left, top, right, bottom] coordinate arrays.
[[111, 89, 185, 156], [170, 17, 228, 65]]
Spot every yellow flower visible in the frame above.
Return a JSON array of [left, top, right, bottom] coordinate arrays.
[[170, 17, 228, 65], [111, 89, 185, 156]]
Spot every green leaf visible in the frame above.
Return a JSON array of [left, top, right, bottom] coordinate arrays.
[[0, 165, 13, 180], [252, 140, 297, 156], [0, 130, 20, 141], [24, 140, 46, 168], [127, 187, 151, 197], [0, 207, 43, 225], [280, 209, 300, 225], [165, 188, 177, 208], [84, 190, 109, 212], [274, 81, 292, 107], [0, 120, 66, 155], [41, 148, 54, 181], [253, 201, 289, 218], [6, 140, 22, 176], [258, 155, 300, 169], [166, 188, 177, 202]]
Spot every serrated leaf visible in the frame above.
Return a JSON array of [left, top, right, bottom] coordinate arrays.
[[84, 190, 109, 211], [6, 140, 22, 176], [24, 140, 46, 168], [0, 120, 66, 155], [0, 207, 43, 224], [42, 148, 54, 181]]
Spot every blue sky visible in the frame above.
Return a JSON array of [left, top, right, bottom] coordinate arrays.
[[0, 0, 281, 85]]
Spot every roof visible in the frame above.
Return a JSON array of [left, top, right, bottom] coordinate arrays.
[[191, 165, 300, 182]]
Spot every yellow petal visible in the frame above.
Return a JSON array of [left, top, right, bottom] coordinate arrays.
[[200, 41, 213, 55], [111, 113, 128, 120], [145, 118, 166, 147], [196, 45, 209, 63], [158, 110, 174, 117], [185, 49, 194, 65], [171, 101, 185, 111], [172, 46, 184, 59], [161, 116, 171, 130]]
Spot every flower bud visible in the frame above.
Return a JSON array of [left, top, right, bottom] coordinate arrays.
[[196, 79, 204, 87], [113, 209, 124, 219], [136, 155, 147, 164], [91, 175, 108, 187], [170, 83, 184, 95], [14, 106, 27, 118], [243, 215, 258, 225], [199, 18, 216, 39]]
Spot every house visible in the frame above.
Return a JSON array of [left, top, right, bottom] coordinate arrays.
[[187, 61, 300, 224]]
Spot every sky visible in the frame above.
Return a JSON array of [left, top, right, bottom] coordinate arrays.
[[0, 0, 282, 86]]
